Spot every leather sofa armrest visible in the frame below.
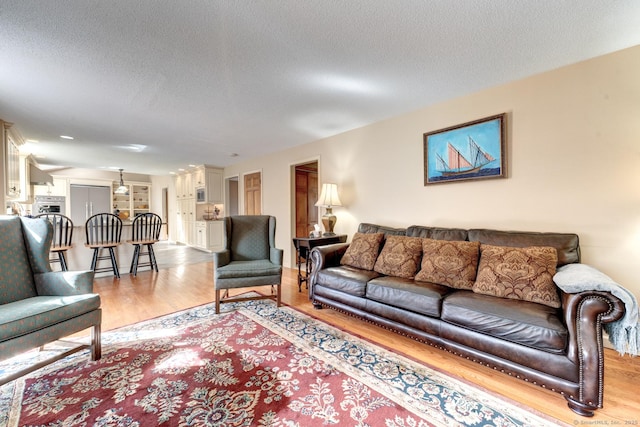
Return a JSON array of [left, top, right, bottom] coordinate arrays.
[[310, 243, 349, 271], [308, 243, 350, 300], [561, 290, 625, 409], [562, 290, 625, 361], [34, 270, 95, 296], [213, 250, 230, 268]]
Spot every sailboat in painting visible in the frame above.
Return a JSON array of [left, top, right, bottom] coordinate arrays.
[[435, 136, 495, 176]]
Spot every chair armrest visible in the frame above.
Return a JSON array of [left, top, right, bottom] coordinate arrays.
[[34, 270, 95, 296], [213, 250, 230, 268], [270, 248, 284, 266]]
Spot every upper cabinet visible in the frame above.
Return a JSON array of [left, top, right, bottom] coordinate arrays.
[[175, 165, 223, 204], [112, 181, 151, 220], [2, 120, 27, 204], [204, 168, 223, 204]]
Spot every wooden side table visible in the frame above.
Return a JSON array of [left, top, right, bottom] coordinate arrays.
[[292, 234, 347, 292]]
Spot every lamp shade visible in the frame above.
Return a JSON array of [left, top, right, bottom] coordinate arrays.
[[314, 183, 342, 207]]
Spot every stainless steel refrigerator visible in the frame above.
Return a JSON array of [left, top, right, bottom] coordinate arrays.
[[69, 185, 112, 226]]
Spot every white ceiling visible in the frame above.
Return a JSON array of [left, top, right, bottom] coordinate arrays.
[[1, 1, 639, 176]]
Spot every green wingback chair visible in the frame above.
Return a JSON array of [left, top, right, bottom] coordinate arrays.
[[213, 215, 283, 313], [0, 215, 101, 385]]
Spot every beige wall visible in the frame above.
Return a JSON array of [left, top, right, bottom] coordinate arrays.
[[224, 45, 640, 300]]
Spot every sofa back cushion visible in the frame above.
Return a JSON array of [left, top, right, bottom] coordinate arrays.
[[467, 229, 579, 267], [357, 223, 406, 236], [373, 235, 423, 279], [415, 239, 480, 289], [472, 244, 561, 308], [406, 225, 468, 241], [340, 232, 384, 271], [0, 216, 37, 304]]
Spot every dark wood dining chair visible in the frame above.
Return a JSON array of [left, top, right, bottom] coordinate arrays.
[[85, 213, 123, 278], [35, 213, 74, 271], [126, 213, 163, 276]]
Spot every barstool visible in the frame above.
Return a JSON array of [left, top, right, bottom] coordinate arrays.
[[126, 213, 162, 276], [85, 213, 122, 278], [36, 213, 74, 271]]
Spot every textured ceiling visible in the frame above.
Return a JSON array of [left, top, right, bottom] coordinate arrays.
[[1, 1, 639, 175]]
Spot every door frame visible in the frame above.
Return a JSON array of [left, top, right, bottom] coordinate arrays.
[[289, 156, 321, 267]]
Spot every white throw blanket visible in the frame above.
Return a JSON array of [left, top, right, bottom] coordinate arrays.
[[554, 263, 639, 356]]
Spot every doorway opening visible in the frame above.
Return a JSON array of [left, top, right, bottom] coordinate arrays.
[[225, 176, 239, 217], [293, 161, 318, 238]]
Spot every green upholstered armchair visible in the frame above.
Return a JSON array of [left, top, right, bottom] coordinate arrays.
[[0, 215, 101, 385], [213, 215, 283, 314]]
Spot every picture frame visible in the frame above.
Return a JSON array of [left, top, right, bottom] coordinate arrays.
[[423, 113, 506, 185]]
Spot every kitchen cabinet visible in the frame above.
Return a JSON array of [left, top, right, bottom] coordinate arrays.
[[112, 183, 131, 217], [176, 197, 195, 245], [4, 123, 23, 201], [194, 220, 224, 252], [174, 172, 194, 199], [205, 168, 223, 204], [111, 182, 151, 220], [69, 185, 111, 225]]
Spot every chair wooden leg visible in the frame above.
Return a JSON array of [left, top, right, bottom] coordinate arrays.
[[276, 283, 282, 307], [91, 323, 102, 360], [59, 251, 68, 271], [130, 245, 140, 275], [108, 247, 120, 279], [90, 248, 99, 271], [148, 244, 158, 272], [215, 289, 221, 314]]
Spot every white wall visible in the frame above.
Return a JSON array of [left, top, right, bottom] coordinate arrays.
[[224, 45, 640, 301]]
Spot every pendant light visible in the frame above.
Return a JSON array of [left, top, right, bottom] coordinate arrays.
[[114, 168, 129, 194]]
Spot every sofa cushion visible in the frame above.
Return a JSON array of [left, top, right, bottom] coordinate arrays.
[[315, 266, 381, 297], [473, 245, 560, 308], [441, 291, 567, 353], [366, 276, 452, 317], [373, 235, 423, 279], [415, 239, 480, 289], [468, 228, 579, 267], [0, 294, 101, 342], [215, 260, 282, 279], [406, 225, 468, 241], [340, 232, 384, 271]]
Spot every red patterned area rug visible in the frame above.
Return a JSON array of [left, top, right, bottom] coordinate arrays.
[[0, 298, 564, 426]]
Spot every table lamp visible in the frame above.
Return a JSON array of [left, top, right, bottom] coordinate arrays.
[[315, 183, 342, 236]]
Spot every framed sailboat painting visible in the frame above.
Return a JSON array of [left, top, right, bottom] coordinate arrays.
[[424, 113, 506, 185]]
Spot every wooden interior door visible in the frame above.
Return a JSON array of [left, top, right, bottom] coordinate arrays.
[[294, 162, 318, 237], [244, 172, 262, 215]]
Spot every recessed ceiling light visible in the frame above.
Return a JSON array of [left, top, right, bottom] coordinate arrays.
[[188, 164, 196, 168], [178, 168, 185, 172], [60, 135, 74, 140], [169, 171, 176, 175], [26, 139, 39, 143]]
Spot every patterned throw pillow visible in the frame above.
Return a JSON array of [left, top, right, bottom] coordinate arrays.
[[373, 235, 423, 279], [415, 239, 480, 289], [340, 232, 384, 271], [472, 244, 560, 308]]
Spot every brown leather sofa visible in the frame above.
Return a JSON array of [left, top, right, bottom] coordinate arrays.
[[309, 223, 625, 417]]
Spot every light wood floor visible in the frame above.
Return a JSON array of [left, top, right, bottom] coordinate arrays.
[[93, 262, 640, 425]]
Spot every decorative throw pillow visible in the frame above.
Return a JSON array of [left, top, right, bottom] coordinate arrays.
[[415, 239, 480, 289], [373, 235, 423, 279], [340, 232, 384, 271], [472, 244, 560, 308]]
